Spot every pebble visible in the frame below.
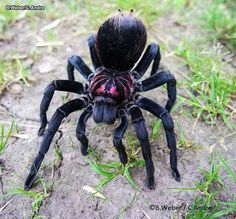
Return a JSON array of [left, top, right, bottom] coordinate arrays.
[[9, 83, 23, 94]]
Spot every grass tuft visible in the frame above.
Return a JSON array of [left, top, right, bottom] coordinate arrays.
[[0, 121, 14, 155], [175, 41, 236, 128], [0, 58, 31, 93], [86, 136, 145, 191], [199, 0, 236, 51], [2, 177, 52, 218], [172, 154, 236, 218]]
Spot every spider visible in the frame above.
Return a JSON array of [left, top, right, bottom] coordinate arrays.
[[25, 11, 180, 190]]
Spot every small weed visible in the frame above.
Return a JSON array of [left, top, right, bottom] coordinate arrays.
[[199, 0, 236, 51], [15, 59, 31, 86], [87, 145, 102, 162], [87, 158, 144, 191], [0, 60, 8, 92], [125, 131, 139, 149], [172, 154, 236, 218], [86, 137, 144, 191], [53, 143, 63, 162], [0, 58, 31, 93], [46, 29, 56, 42], [1, 177, 52, 218], [175, 41, 236, 128], [0, 121, 14, 155], [150, 119, 161, 142], [0, 3, 21, 34], [176, 123, 202, 150], [116, 192, 137, 218]]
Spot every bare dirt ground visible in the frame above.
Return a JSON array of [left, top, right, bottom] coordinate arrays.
[[0, 9, 236, 219]]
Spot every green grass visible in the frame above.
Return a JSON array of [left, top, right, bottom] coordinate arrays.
[[46, 29, 56, 42], [3, 178, 51, 218], [0, 60, 8, 92], [198, 0, 236, 51], [175, 41, 236, 128], [150, 119, 161, 142], [116, 192, 137, 218], [0, 4, 21, 34], [172, 154, 236, 218], [87, 158, 144, 191], [168, 0, 236, 128], [0, 122, 14, 155], [0, 142, 60, 218], [176, 122, 203, 150], [86, 138, 144, 192], [150, 118, 203, 151], [172, 0, 236, 51], [0, 58, 31, 93], [81, 0, 190, 29]]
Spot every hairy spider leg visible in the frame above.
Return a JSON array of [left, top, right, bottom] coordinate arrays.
[[76, 105, 92, 155], [133, 43, 161, 78], [129, 106, 155, 189], [25, 98, 85, 190], [138, 70, 176, 112], [113, 110, 128, 165], [88, 34, 102, 70], [67, 55, 93, 81], [137, 97, 180, 182], [38, 80, 84, 136]]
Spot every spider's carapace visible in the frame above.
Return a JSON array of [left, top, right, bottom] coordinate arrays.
[[89, 68, 135, 102], [88, 68, 135, 124]]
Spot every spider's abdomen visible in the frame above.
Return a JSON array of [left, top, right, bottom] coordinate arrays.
[[95, 13, 147, 71], [88, 68, 135, 124]]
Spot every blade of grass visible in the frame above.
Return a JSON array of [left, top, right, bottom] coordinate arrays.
[[0, 121, 14, 155]]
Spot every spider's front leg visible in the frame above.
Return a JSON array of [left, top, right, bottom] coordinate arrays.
[[137, 70, 176, 112], [67, 35, 101, 81], [129, 106, 155, 189], [38, 80, 84, 136], [137, 97, 181, 182], [25, 98, 85, 190], [113, 110, 128, 165], [88, 34, 102, 70], [67, 55, 93, 81]]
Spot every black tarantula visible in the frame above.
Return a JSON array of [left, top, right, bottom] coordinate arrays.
[[25, 11, 180, 190]]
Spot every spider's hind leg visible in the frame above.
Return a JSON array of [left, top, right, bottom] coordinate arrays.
[[129, 106, 155, 189]]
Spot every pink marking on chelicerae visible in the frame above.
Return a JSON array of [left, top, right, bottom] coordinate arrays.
[[96, 85, 105, 94]]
